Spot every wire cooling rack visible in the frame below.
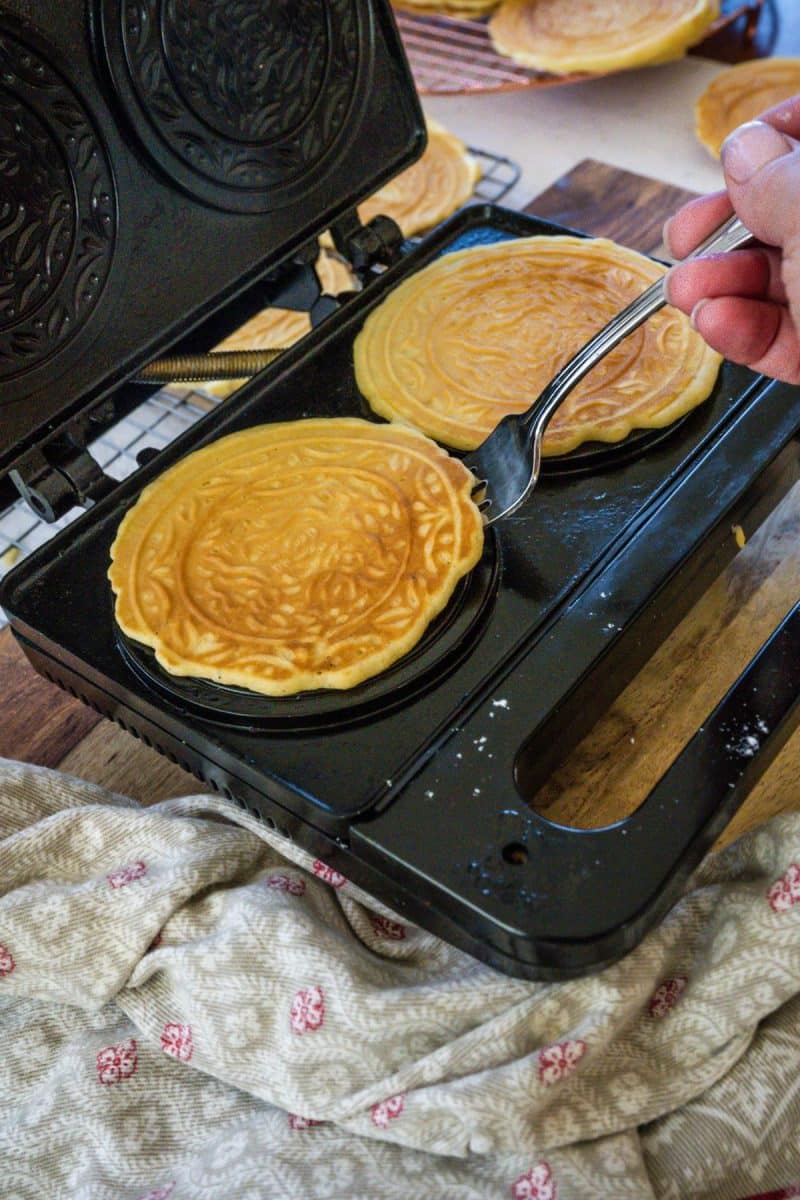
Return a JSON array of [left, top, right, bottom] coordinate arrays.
[[0, 145, 519, 627], [0, 389, 218, 620], [395, 0, 767, 95], [471, 144, 521, 203]]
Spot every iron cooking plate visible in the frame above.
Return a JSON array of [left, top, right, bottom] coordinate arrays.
[[114, 542, 500, 732], [94, 0, 366, 214], [0, 0, 424, 473], [0, 18, 117, 395], [110, 222, 686, 730], [6, 200, 800, 979]]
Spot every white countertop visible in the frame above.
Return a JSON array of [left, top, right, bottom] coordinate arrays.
[[422, 54, 730, 211]]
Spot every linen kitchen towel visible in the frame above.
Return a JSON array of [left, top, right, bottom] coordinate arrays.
[[0, 757, 798, 1200]]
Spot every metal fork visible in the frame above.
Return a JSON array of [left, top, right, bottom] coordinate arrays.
[[466, 215, 754, 524]]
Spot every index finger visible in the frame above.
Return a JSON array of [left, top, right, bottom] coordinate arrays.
[[663, 191, 733, 259]]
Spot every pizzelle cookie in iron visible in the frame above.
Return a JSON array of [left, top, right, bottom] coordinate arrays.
[[489, 0, 720, 75], [109, 418, 484, 697], [200, 252, 356, 399], [354, 235, 722, 456], [695, 58, 800, 158]]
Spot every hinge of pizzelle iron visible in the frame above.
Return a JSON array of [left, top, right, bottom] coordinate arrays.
[[10, 421, 116, 523], [327, 209, 404, 280]]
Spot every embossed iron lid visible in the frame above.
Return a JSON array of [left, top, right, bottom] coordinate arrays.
[[0, 0, 424, 480]]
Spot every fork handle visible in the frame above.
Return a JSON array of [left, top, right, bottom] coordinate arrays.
[[520, 215, 754, 449]]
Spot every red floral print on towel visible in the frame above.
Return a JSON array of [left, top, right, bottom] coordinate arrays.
[[648, 975, 688, 1018], [511, 1161, 557, 1200], [371, 1094, 405, 1128], [0, 944, 15, 977], [767, 863, 800, 913], [288, 1113, 324, 1130], [96, 1037, 138, 1085], [312, 860, 347, 888], [161, 1023, 193, 1063], [107, 861, 147, 889], [370, 914, 406, 941], [136, 1185, 175, 1200], [538, 1039, 586, 1085], [290, 986, 325, 1034], [264, 874, 306, 896]]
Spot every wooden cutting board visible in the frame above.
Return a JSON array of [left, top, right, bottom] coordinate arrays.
[[2, 158, 800, 845], [523, 157, 695, 253]]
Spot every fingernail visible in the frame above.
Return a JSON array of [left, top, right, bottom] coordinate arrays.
[[662, 266, 675, 303], [689, 298, 709, 331], [662, 217, 675, 257], [721, 120, 793, 183]]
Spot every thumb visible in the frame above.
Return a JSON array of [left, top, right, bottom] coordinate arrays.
[[721, 120, 800, 249]]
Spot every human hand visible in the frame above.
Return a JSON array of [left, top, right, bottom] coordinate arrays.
[[663, 94, 800, 383]]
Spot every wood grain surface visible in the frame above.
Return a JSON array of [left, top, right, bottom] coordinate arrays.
[[0, 629, 200, 803], [0, 630, 100, 767], [524, 158, 692, 255], [526, 158, 800, 846], [1, 157, 799, 851]]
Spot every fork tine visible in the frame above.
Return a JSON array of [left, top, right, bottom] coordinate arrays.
[[466, 470, 488, 505]]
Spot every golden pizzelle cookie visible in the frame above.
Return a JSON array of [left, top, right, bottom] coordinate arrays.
[[489, 0, 720, 75], [201, 252, 355, 399], [357, 119, 480, 237], [354, 235, 722, 456], [109, 418, 484, 697], [695, 58, 800, 158], [320, 119, 479, 251]]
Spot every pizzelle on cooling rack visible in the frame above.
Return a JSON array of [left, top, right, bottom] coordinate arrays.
[[489, 0, 721, 75], [394, 0, 722, 74], [109, 418, 484, 696], [356, 117, 481, 237], [354, 235, 722, 455]]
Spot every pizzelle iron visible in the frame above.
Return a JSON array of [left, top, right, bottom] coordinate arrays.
[[5, 0, 800, 981], [467, 214, 753, 523]]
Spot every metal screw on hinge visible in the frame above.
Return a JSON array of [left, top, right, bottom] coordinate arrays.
[[135, 348, 287, 384]]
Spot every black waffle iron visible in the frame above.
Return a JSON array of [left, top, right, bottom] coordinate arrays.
[[3, 0, 800, 981]]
